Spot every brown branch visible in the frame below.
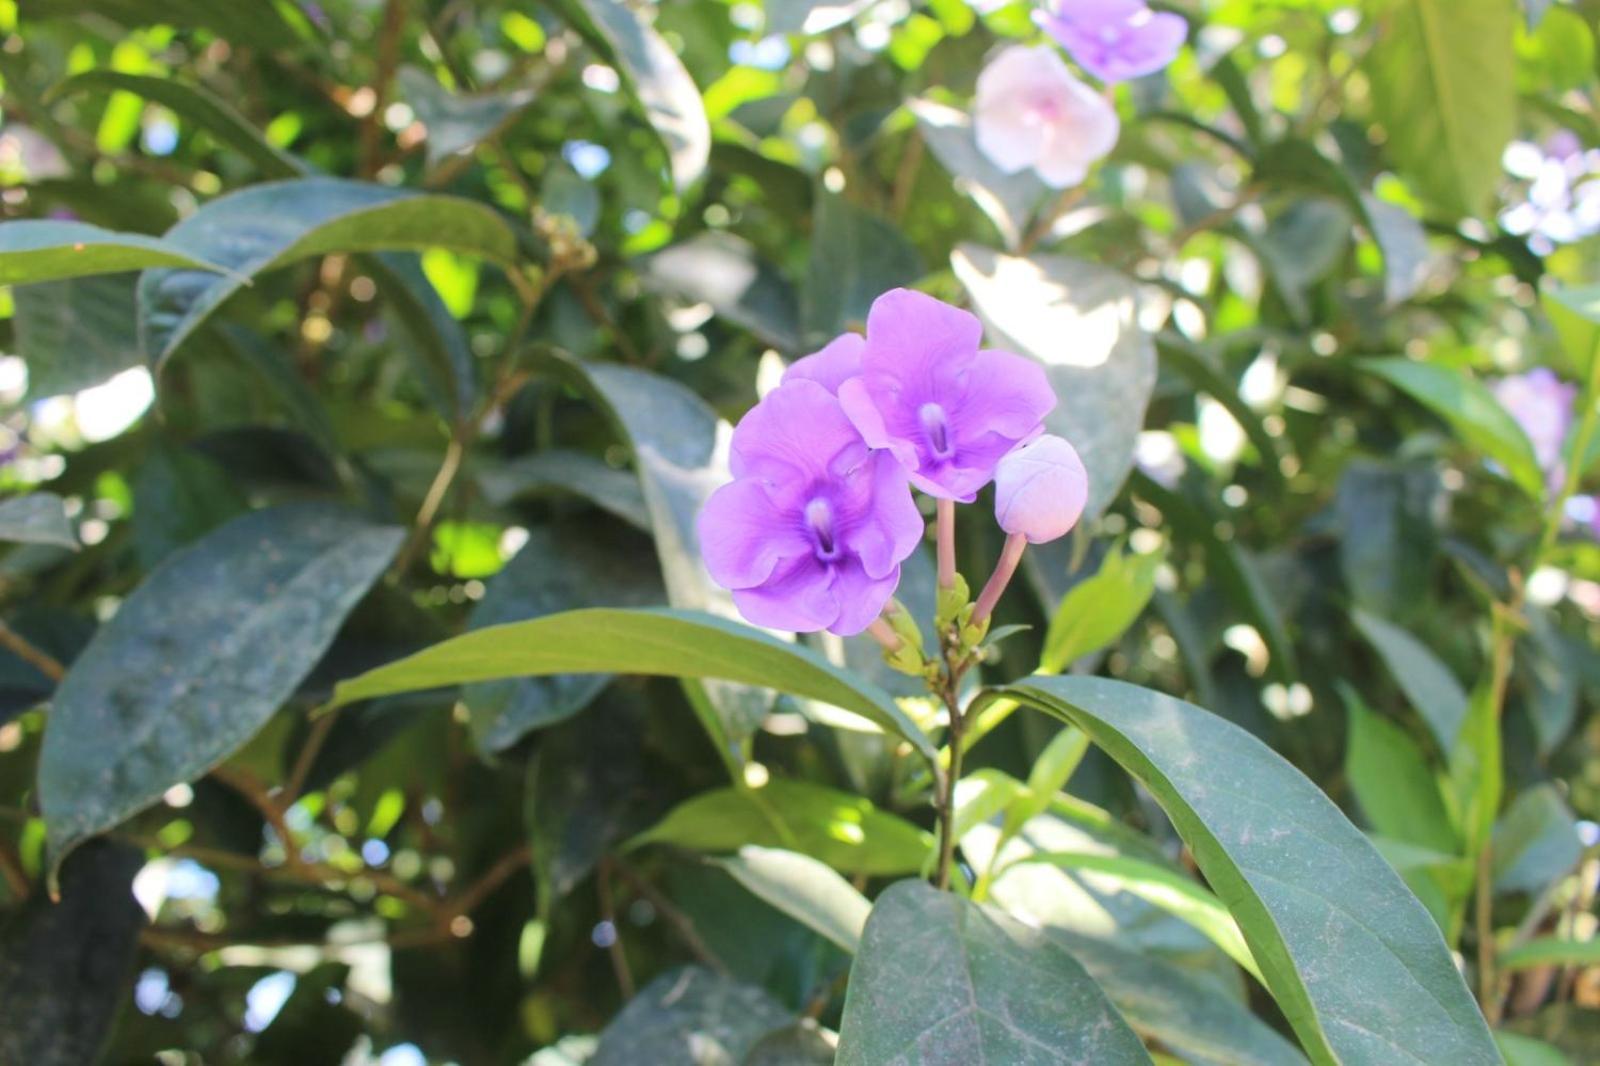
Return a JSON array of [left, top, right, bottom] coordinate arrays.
[[0, 841, 28, 899], [0, 619, 64, 682], [443, 844, 533, 919], [359, 0, 408, 178], [283, 709, 338, 806], [612, 859, 729, 974], [211, 765, 302, 869]]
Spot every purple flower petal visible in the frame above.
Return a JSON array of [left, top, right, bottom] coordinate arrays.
[[838, 451, 924, 580], [785, 332, 864, 395], [826, 557, 903, 636], [730, 378, 869, 484], [697, 478, 810, 590], [1036, 0, 1186, 83], [732, 556, 841, 632]]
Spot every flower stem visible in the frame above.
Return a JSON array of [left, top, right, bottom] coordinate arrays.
[[973, 533, 1028, 625], [866, 617, 902, 653], [933, 678, 965, 892], [936, 498, 957, 590]]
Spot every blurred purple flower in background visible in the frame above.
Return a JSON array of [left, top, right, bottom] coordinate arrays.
[[1492, 368, 1575, 494], [993, 434, 1089, 544], [1501, 132, 1600, 254], [974, 45, 1119, 188], [1035, 0, 1186, 83], [697, 379, 922, 635], [839, 289, 1056, 501]]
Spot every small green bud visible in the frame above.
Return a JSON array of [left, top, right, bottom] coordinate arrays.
[[936, 573, 970, 630], [883, 599, 924, 655]]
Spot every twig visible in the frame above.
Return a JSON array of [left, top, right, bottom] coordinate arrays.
[[597, 858, 636, 999], [443, 844, 533, 919], [283, 709, 339, 806], [360, 0, 408, 178], [612, 859, 729, 974], [0, 841, 28, 899], [391, 432, 467, 577], [0, 619, 64, 682], [211, 766, 302, 870]]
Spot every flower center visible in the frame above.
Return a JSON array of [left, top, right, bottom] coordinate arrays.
[[918, 402, 956, 461], [805, 497, 840, 561], [1098, 24, 1123, 45]]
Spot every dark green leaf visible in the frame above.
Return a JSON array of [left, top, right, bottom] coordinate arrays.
[[593, 967, 792, 1065], [477, 449, 650, 531], [329, 607, 936, 763], [1367, 0, 1516, 216], [1361, 357, 1545, 500], [744, 1022, 837, 1065], [631, 780, 932, 876], [1333, 460, 1441, 620], [0, 219, 227, 286], [1361, 194, 1434, 306], [19, 0, 304, 48], [1492, 785, 1581, 895], [39, 504, 402, 868], [50, 70, 303, 177], [0, 493, 76, 550], [137, 179, 516, 365], [803, 191, 923, 343], [1499, 936, 1600, 971], [996, 676, 1500, 1066], [954, 245, 1156, 520], [1351, 607, 1469, 752], [397, 66, 537, 166], [640, 233, 801, 350], [367, 252, 480, 425], [836, 879, 1152, 1064], [13, 275, 143, 399], [130, 444, 248, 570]]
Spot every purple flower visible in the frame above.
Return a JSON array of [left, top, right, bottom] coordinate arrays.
[[993, 434, 1089, 543], [784, 332, 863, 394], [1492, 368, 1575, 493], [697, 379, 923, 635], [1035, 0, 1187, 83], [838, 289, 1056, 502], [974, 45, 1120, 189]]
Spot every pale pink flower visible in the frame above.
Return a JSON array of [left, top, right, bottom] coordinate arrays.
[[974, 45, 1119, 189]]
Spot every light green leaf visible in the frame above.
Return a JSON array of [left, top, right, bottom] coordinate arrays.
[[50, 71, 303, 177], [1351, 607, 1469, 753], [1361, 356, 1545, 500], [1008, 850, 1262, 982], [328, 607, 935, 763], [1543, 282, 1600, 376], [803, 191, 923, 343], [0, 494, 76, 550], [0, 220, 228, 286], [367, 251, 480, 425], [1496, 1032, 1574, 1066], [1343, 686, 1458, 854], [716, 845, 872, 952], [995, 676, 1500, 1066], [954, 245, 1157, 520], [12, 275, 144, 400], [19, 0, 305, 47], [39, 505, 402, 870], [397, 66, 537, 166], [1499, 936, 1600, 971], [1366, 0, 1516, 216], [836, 880, 1152, 1064], [137, 178, 516, 366], [1041, 545, 1162, 672], [630, 780, 932, 876], [556, 0, 709, 190]]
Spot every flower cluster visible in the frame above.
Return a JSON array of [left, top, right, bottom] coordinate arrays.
[[699, 289, 1088, 638], [1493, 367, 1598, 537], [973, 0, 1185, 189], [1500, 132, 1600, 255]]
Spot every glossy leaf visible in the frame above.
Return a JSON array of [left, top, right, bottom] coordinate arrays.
[[1361, 356, 1545, 500], [137, 179, 516, 365], [632, 779, 931, 876], [0, 494, 76, 550], [477, 449, 650, 531], [954, 245, 1157, 520], [1367, 0, 1516, 216], [329, 607, 936, 763], [996, 676, 1500, 1066], [1344, 687, 1457, 854], [39, 505, 402, 868], [1351, 607, 1469, 752], [639, 232, 800, 350], [836, 879, 1152, 1064], [1041, 545, 1162, 672], [0, 219, 227, 286], [397, 66, 537, 165], [12, 275, 143, 399], [51, 70, 303, 177], [592, 967, 793, 1066], [717, 845, 873, 953]]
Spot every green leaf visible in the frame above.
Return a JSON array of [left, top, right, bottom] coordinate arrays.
[[477, 449, 650, 532], [1499, 936, 1600, 971], [1491, 784, 1581, 894], [716, 845, 872, 953], [631, 780, 932, 876], [1343, 687, 1458, 854], [463, 523, 663, 754], [744, 1023, 837, 1065], [909, 98, 1050, 251], [50, 70, 304, 177], [1049, 929, 1309, 1066], [803, 191, 923, 343], [555, 0, 709, 190], [1351, 607, 1470, 752], [592, 967, 793, 1066], [0, 841, 146, 1066], [639, 232, 801, 350], [397, 66, 537, 166], [1008, 850, 1262, 982], [39, 504, 402, 869], [1496, 1032, 1574, 1066], [367, 251, 480, 425], [836, 879, 1152, 1064], [0, 494, 76, 550], [995, 676, 1500, 1066], [1361, 193, 1434, 307], [765, 0, 876, 35], [19, 0, 304, 48], [0, 220, 228, 286], [12, 275, 143, 399], [1366, 0, 1516, 216], [1447, 685, 1503, 858], [1543, 282, 1600, 376], [1041, 545, 1162, 672], [1333, 460, 1441, 621], [954, 245, 1157, 520], [329, 607, 936, 763], [1361, 357, 1545, 499], [137, 178, 516, 366]]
